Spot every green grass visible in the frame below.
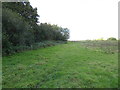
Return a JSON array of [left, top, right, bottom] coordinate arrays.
[[2, 41, 118, 88]]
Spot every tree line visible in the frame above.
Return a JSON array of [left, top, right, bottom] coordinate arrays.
[[2, 2, 69, 55]]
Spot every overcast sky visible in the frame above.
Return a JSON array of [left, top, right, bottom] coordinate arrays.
[[29, 0, 119, 40]]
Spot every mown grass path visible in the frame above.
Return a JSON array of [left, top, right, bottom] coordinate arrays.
[[3, 42, 118, 88]]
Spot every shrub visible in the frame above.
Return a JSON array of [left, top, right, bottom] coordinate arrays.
[[107, 37, 117, 41]]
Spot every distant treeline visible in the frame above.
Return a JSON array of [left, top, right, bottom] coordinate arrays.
[[2, 2, 69, 55]]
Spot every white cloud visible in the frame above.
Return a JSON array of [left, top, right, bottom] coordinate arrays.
[[29, 0, 119, 40]]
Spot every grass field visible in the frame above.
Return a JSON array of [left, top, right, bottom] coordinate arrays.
[[2, 41, 118, 88]]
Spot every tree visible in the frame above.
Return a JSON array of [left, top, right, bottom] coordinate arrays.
[[2, 2, 39, 24], [38, 23, 70, 41], [107, 37, 117, 41], [2, 8, 34, 54], [2, 2, 70, 55]]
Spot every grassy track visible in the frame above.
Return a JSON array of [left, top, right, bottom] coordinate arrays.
[[2, 42, 118, 88]]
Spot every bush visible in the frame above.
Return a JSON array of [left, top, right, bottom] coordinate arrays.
[[107, 37, 117, 41], [2, 40, 67, 56]]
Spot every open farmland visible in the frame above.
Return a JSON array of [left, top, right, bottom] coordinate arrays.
[[2, 41, 118, 88]]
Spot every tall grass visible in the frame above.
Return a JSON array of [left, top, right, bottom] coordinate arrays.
[[79, 40, 118, 54]]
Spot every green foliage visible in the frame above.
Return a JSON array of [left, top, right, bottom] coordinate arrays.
[[107, 37, 117, 41], [2, 8, 35, 55], [2, 2, 70, 55], [36, 23, 70, 41], [2, 2, 39, 24]]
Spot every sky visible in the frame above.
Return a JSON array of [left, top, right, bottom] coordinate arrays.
[[29, 0, 119, 40]]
